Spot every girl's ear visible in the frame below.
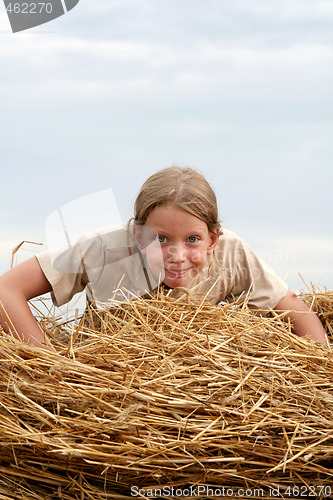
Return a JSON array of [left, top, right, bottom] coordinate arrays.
[[207, 232, 220, 255]]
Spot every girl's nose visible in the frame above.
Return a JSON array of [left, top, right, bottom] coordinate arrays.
[[167, 244, 187, 263]]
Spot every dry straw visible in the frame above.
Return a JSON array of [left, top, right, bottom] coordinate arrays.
[[0, 285, 333, 499]]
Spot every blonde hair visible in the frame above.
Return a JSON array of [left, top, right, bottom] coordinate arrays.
[[134, 166, 222, 235]]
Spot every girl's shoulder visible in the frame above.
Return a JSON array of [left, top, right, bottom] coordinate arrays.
[[217, 228, 247, 248]]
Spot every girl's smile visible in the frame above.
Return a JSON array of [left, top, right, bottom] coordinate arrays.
[[142, 204, 219, 288]]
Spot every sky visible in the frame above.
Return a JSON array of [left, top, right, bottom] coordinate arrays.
[[1, 0, 332, 300]]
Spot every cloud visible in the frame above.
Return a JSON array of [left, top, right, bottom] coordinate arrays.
[[0, 238, 46, 273], [69, 0, 333, 52], [1, 0, 333, 100], [1, 33, 332, 110], [243, 235, 333, 291]]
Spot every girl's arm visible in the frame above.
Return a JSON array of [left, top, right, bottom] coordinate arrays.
[[0, 257, 53, 349], [274, 289, 329, 346]]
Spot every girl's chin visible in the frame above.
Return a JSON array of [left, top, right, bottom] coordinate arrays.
[[162, 270, 197, 288]]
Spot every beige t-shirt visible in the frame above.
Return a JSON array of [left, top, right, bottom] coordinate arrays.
[[36, 224, 288, 310]]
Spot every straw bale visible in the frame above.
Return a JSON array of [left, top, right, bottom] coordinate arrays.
[[0, 287, 333, 499]]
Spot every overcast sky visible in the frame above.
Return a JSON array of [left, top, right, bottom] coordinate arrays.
[[1, 0, 332, 294]]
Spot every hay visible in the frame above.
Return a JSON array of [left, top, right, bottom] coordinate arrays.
[[0, 287, 333, 499]]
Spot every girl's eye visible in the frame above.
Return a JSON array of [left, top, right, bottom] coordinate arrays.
[[157, 235, 167, 243], [188, 236, 199, 243]]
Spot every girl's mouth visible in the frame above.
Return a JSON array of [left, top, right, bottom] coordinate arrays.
[[166, 268, 192, 277]]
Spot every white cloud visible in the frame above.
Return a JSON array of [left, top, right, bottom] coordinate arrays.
[[0, 239, 45, 273], [1, 34, 332, 107], [247, 236, 333, 291]]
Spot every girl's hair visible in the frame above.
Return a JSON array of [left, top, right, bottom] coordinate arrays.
[[134, 166, 222, 234]]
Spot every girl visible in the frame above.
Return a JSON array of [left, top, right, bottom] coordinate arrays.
[[0, 167, 329, 348]]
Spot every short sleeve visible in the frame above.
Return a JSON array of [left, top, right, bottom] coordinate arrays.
[[228, 236, 288, 310], [36, 250, 89, 307], [35, 228, 108, 307]]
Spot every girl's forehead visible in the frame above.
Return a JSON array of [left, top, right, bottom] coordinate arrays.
[[145, 204, 209, 233]]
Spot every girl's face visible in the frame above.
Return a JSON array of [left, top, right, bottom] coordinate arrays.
[[141, 204, 219, 288]]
